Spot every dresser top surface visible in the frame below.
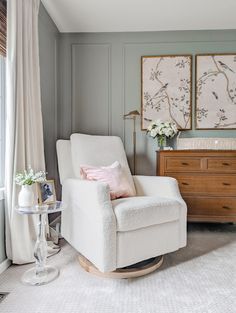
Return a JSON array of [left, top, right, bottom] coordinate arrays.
[[157, 149, 236, 155]]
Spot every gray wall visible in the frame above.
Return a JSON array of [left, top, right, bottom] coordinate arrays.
[[38, 4, 60, 193], [0, 199, 6, 263], [58, 30, 236, 175]]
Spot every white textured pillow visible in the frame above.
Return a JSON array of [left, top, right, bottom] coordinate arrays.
[[80, 161, 136, 200]]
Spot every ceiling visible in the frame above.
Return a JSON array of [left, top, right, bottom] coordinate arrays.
[[41, 0, 236, 33]]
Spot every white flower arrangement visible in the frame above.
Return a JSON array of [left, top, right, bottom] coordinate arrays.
[[15, 167, 47, 186], [147, 119, 178, 147]]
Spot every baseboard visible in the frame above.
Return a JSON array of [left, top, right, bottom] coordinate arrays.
[[0, 259, 11, 274]]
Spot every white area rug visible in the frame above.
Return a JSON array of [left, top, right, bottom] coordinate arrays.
[[0, 223, 236, 313]]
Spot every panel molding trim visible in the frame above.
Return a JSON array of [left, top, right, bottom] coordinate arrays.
[[71, 43, 112, 135]]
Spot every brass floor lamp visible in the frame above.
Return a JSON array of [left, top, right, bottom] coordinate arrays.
[[123, 110, 140, 175]]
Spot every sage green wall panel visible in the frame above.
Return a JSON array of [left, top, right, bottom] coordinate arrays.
[[58, 30, 236, 175], [38, 4, 60, 192], [57, 36, 73, 139], [72, 44, 110, 135], [123, 40, 236, 173]]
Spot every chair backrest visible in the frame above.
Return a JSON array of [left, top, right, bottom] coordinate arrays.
[[56, 134, 133, 186], [56, 140, 75, 184]]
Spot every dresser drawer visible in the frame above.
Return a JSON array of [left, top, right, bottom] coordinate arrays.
[[207, 158, 236, 172], [165, 157, 202, 172], [185, 197, 236, 216], [157, 150, 236, 222], [171, 174, 236, 196]]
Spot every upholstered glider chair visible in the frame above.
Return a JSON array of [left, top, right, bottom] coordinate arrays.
[[57, 134, 187, 277]]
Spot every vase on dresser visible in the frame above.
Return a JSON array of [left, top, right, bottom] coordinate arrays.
[[157, 136, 167, 150]]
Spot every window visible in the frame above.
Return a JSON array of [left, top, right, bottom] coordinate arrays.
[[0, 0, 6, 188], [0, 55, 5, 187]]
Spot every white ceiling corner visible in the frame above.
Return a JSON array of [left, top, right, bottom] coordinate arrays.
[[41, 0, 236, 33]]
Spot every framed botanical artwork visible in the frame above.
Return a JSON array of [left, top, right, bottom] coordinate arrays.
[[141, 55, 192, 130], [196, 54, 236, 129], [37, 180, 56, 205]]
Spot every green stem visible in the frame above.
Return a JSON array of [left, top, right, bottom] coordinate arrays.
[[158, 135, 166, 149]]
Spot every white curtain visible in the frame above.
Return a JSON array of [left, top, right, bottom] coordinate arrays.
[[5, 0, 46, 263]]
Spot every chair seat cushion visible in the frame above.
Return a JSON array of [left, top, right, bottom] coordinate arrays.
[[112, 196, 180, 232]]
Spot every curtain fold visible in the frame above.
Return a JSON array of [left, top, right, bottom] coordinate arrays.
[[5, 0, 46, 263]]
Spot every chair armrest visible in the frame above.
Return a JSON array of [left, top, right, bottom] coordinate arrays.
[[63, 178, 113, 216], [61, 178, 117, 272], [133, 175, 184, 203], [133, 175, 187, 246]]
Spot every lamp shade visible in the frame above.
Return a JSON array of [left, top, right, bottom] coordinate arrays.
[[123, 110, 140, 118]]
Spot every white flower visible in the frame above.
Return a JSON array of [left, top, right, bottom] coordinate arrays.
[[147, 119, 178, 140], [150, 128, 158, 138], [15, 167, 47, 186], [147, 122, 155, 132]]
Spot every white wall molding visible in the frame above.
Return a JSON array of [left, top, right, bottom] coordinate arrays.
[[71, 43, 111, 135], [58, 31, 236, 176], [0, 258, 11, 275]]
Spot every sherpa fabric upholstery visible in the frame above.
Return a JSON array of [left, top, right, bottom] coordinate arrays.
[[113, 196, 180, 232], [80, 161, 136, 200], [70, 133, 136, 197], [56, 140, 74, 184], [116, 221, 180, 268], [61, 178, 117, 272], [57, 135, 187, 272]]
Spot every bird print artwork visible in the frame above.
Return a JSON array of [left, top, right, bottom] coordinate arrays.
[[218, 60, 235, 73], [142, 55, 191, 130], [196, 54, 236, 129]]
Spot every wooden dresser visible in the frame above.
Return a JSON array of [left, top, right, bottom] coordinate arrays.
[[157, 150, 236, 222]]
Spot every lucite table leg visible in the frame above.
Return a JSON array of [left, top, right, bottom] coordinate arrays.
[[21, 213, 59, 286], [34, 213, 47, 276]]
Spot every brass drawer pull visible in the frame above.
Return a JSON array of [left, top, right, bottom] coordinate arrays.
[[222, 162, 230, 166], [222, 182, 231, 186], [222, 206, 231, 210], [181, 162, 189, 166], [182, 182, 189, 186]]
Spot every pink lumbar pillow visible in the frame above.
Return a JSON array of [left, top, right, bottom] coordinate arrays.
[[80, 161, 136, 200]]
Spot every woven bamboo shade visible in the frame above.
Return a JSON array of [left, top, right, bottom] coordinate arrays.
[[0, 1, 6, 57]]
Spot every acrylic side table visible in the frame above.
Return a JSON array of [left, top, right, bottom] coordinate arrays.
[[15, 201, 64, 286]]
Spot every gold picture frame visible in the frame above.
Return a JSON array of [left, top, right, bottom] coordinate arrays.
[[37, 180, 56, 205], [141, 54, 192, 130]]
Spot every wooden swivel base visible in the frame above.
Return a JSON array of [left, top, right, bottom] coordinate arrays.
[[78, 255, 164, 279]]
